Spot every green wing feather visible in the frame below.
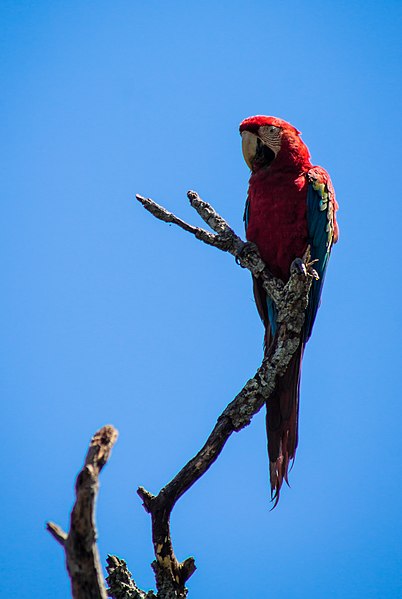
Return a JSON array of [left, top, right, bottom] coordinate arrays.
[[305, 167, 338, 341]]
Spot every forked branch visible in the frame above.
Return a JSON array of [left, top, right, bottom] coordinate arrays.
[[134, 190, 314, 597], [47, 192, 314, 599], [47, 425, 118, 599]]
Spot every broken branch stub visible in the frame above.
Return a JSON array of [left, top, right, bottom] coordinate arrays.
[[47, 425, 118, 599]]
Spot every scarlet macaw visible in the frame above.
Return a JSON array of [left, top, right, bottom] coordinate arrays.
[[240, 116, 339, 504]]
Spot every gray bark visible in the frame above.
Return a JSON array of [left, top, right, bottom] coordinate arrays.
[[47, 190, 315, 598]]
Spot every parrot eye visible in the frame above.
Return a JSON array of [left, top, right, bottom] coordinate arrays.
[[258, 125, 282, 158]]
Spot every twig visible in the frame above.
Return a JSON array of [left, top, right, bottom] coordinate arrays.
[[47, 522, 68, 546], [135, 190, 314, 596], [47, 425, 118, 599], [136, 191, 284, 304]]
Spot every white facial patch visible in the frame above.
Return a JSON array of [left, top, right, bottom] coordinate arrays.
[[258, 125, 282, 156]]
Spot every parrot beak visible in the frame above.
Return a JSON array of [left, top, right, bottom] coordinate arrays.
[[241, 130, 258, 169]]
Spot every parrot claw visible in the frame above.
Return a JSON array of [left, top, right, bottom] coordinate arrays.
[[307, 265, 320, 280], [290, 258, 307, 276], [235, 241, 258, 267], [301, 245, 320, 279], [302, 245, 312, 263], [306, 258, 320, 280], [291, 256, 320, 280]]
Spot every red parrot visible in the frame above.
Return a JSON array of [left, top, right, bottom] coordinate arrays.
[[240, 115, 339, 504]]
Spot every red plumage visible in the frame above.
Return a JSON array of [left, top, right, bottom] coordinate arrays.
[[245, 166, 309, 281], [240, 115, 338, 504], [242, 116, 311, 279]]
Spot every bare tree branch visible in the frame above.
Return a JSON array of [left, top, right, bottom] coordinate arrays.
[[47, 425, 118, 599], [106, 555, 156, 599], [47, 521, 68, 546], [136, 191, 284, 304], [48, 191, 315, 599], [135, 190, 314, 597]]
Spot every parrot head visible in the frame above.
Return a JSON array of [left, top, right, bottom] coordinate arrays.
[[239, 115, 311, 172]]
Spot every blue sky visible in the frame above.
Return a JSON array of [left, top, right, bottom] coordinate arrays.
[[1, 1, 401, 597]]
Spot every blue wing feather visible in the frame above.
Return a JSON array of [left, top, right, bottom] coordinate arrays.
[[243, 197, 250, 230], [304, 172, 336, 341]]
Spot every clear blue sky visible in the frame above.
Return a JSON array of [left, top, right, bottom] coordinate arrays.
[[1, 1, 401, 597]]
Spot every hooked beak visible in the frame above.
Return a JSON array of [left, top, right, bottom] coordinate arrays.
[[241, 130, 258, 169]]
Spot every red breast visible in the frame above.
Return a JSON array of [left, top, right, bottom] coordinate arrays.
[[246, 168, 309, 282]]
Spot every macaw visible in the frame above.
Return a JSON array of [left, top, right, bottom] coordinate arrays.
[[240, 115, 339, 504]]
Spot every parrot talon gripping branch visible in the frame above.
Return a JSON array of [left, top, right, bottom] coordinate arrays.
[[235, 240, 260, 267], [48, 116, 338, 599]]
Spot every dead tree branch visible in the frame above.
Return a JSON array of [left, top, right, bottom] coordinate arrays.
[[47, 191, 314, 599], [135, 190, 314, 597], [47, 425, 118, 599], [106, 555, 156, 599], [136, 191, 284, 305]]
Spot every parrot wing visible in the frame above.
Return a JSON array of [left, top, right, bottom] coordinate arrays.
[[304, 166, 339, 342]]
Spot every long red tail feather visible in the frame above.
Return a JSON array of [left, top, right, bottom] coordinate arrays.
[[253, 276, 304, 505], [266, 341, 303, 506]]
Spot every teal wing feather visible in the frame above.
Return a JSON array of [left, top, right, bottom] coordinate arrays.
[[243, 197, 250, 230], [305, 167, 339, 341]]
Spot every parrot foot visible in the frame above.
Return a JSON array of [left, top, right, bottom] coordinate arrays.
[[301, 245, 320, 279], [306, 261, 320, 280], [235, 241, 259, 267], [290, 258, 308, 276], [291, 256, 319, 280], [305, 256, 320, 280]]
